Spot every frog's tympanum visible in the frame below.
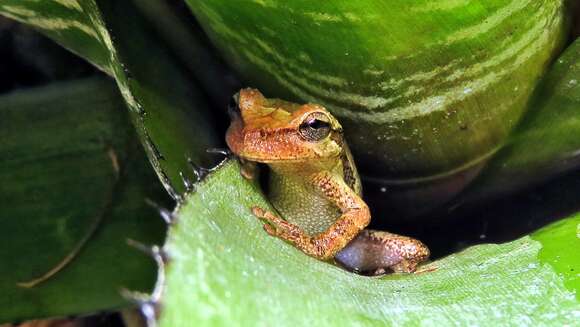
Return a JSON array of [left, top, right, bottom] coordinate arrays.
[[226, 88, 429, 274]]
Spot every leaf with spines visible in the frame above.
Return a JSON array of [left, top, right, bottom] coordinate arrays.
[[158, 160, 580, 326]]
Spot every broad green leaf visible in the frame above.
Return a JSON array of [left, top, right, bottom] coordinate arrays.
[[159, 160, 580, 326], [95, 0, 221, 196], [0, 77, 167, 323], [186, 1, 569, 206], [0, 0, 223, 198], [461, 38, 580, 202]]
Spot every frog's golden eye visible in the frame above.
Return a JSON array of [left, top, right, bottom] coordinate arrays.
[[299, 112, 331, 142]]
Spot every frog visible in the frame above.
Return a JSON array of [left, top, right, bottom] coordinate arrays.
[[226, 88, 430, 274]]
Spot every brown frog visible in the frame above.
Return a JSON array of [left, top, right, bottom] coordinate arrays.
[[226, 88, 429, 274]]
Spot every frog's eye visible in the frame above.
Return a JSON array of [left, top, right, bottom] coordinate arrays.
[[299, 112, 331, 142]]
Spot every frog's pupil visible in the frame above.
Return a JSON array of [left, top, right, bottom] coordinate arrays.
[[299, 113, 331, 142], [308, 119, 329, 130]]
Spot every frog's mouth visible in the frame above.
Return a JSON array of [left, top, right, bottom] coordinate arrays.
[[240, 152, 341, 164], [239, 153, 309, 163]]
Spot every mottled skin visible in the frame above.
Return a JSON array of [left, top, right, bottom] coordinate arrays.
[[226, 88, 429, 274]]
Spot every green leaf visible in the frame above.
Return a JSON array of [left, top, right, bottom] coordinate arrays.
[[462, 38, 580, 201], [186, 0, 569, 182], [0, 0, 223, 197], [532, 215, 580, 299], [1, 2, 578, 324], [159, 160, 580, 326], [0, 77, 167, 323], [0, 0, 113, 73], [186, 0, 572, 216]]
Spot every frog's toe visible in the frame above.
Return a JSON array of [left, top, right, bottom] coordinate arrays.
[[391, 260, 419, 274], [252, 207, 282, 226], [262, 223, 277, 236], [251, 206, 267, 218], [252, 207, 294, 234]]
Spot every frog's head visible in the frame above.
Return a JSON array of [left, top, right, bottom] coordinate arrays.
[[226, 88, 344, 163]]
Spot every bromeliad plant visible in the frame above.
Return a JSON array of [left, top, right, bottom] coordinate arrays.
[[0, 1, 578, 325]]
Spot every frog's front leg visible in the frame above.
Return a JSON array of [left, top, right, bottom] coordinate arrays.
[[253, 172, 370, 261], [252, 207, 310, 245]]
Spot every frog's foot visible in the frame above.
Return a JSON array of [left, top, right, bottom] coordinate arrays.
[[335, 229, 430, 275], [253, 206, 347, 260], [251, 207, 307, 245], [414, 266, 439, 274]]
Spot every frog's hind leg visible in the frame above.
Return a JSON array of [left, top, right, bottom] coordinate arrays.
[[334, 229, 430, 275]]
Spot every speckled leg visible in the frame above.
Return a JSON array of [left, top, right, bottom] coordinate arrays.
[[252, 171, 374, 260], [252, 206, 369, 260], [335, 229, 430, 274]]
